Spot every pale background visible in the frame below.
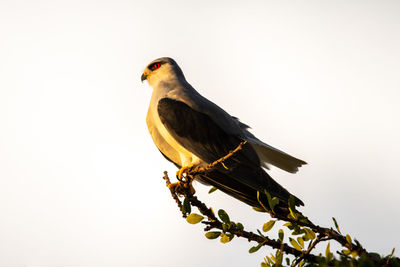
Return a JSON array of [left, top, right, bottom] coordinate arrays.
[[1, 1, 399, 266]]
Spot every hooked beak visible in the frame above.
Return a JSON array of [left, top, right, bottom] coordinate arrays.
[[141, 73, 147, 82]]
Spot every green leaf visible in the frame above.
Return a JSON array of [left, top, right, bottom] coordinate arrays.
[[220, 233, 229, 244], [252, 206, 267, 213], [182, 197, 191, 215], [342, 249, 351, 256], [390, 247, 396, 258], [257, 229, 265, 237], [236, 222, 244, 230], [298, 215, 309, 224], [186, 213, 204, 224], [218, 209, 230, 223], [289, 237, 302, 251], [332, 217, 341, 233], [288, 207, 298, 220], [325, 242, 333, 261], [325, 242, 330, 257], [304, 228, 316, 240], [263, 190, 279, 212], [249, 242, 263, 253], [220, 233, 233, 244], [262, 220, 276, 232], [266, 256, 273, 265], [275, 250, 283, 265], [256, 191, 267, 212], [297, 237, 304, 249], [208, 186, 217, 194], [260, 262, 268, 267], [287, 195, 299, 220], [270, 254, 276, 263], [299, 261, 304, 267], [346, 234, 352, 246], [278, 229, 284, 242], [291, 225, 304, 235], [227, 233, 234, 241], [271, 197, 279, 208], [288, 195, 296, 212], [205, 231, 221, 239]]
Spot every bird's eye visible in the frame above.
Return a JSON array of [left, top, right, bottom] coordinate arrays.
[[153, 63, 161, 70]]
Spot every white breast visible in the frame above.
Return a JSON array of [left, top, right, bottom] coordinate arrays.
[[148, 100, 201, 167]]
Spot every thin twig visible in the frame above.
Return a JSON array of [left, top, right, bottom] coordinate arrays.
[[191, 141, 248, 174], [163, 171, 186, 218], [163, 171, 319, 263], [270, 211, 366, 256], [291, 235, 328, 267], [161, 140, 369, 266]]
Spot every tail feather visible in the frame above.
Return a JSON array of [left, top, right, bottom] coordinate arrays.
[[252, 143, 307, 173], [195, 165, 304, 215]]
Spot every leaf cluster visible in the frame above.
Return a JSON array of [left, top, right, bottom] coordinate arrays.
[[161, 142, 399, 267]]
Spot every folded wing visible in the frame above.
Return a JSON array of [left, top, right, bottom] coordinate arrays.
[[157, 97, 303, 207]]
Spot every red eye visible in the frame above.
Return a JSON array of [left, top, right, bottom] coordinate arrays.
[[153, 63, 160, 69]]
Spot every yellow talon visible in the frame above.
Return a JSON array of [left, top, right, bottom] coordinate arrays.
[[176, 163, 194, 180], [168, 164, 197, 196], [167, 182, 180, 191]]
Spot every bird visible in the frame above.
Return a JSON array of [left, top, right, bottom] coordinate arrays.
[[142, 57, 307, 214]]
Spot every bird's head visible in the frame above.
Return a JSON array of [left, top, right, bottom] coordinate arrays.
[[141, 57, 185, 87]]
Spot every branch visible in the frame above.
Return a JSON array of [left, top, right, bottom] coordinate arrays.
[[291, 234, 327, 267], [161, 141, 389, 266], [163, 170, 319, 263], [192, 140, 248, 173], [267, 210, 367, 257]]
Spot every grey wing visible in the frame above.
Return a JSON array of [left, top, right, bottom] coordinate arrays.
[[171, 88, 307, 173], [157, 97, 304, 207], [157, 98, 259, 168]]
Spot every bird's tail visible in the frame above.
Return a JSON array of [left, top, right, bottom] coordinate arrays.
[[196, 166, 303, 216]]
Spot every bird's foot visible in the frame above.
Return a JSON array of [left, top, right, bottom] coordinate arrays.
[[168, 182, 184, 196], [168, 164, 197, 196], [167, 180, 196, 197], [176, 163, 194, 181]]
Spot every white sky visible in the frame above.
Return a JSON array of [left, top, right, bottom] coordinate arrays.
[[1, 1, 399, 266]]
